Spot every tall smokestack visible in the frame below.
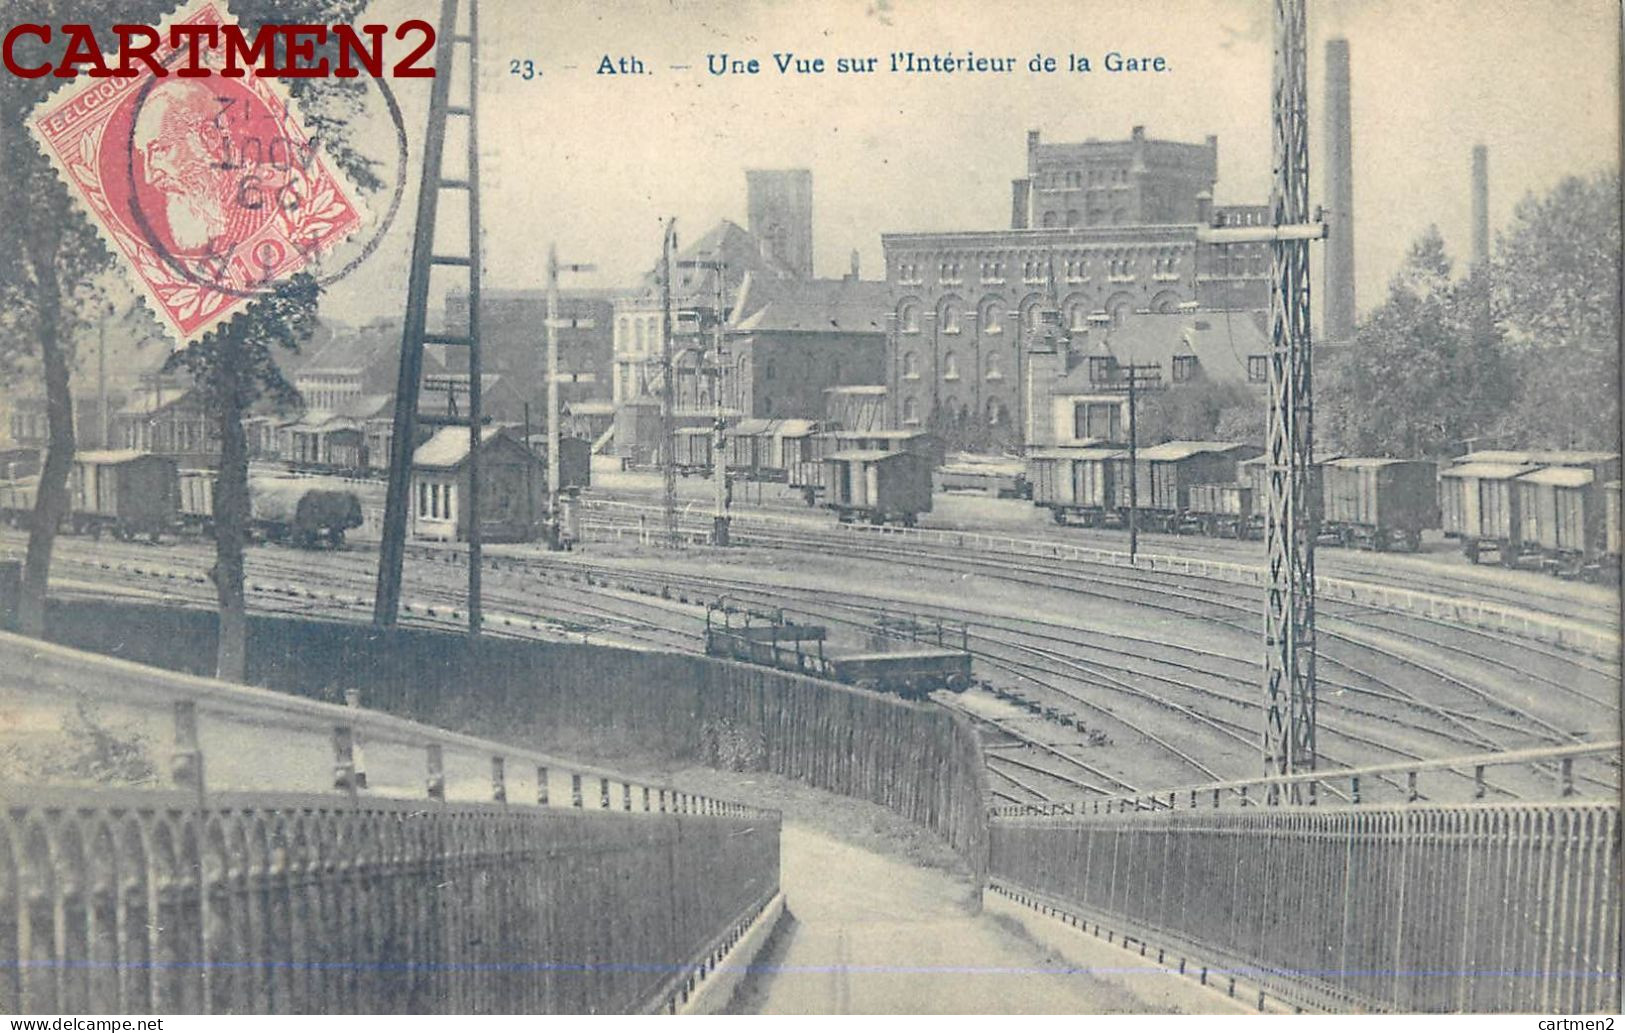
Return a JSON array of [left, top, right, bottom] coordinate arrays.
[[1471, 145, 1490, 271], [1324, 38, 1356, 344]]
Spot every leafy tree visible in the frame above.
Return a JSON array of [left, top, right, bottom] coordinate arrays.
[[1318, 227, 1512, 457], [0, 2, 380, 679], [1138, 376, 1259, 444], [1493, 170, 1621, 450], [164, 276, 318, 678]]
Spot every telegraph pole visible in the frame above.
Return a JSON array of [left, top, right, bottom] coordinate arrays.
[[658, 220, 679, 548], [545, 243, 596, 549], [1100, 360, 1164, 564]]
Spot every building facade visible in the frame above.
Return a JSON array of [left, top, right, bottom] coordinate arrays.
[[885, 127, 1272, 451], [442, 288, 616, 415]]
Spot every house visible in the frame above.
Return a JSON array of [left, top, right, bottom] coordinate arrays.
[[410, 425, 547, 543]]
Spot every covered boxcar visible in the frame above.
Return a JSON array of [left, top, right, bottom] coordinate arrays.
[[765, 419, 818, 481], [1112, 441, 1260, 529], [177, 469, 215, 531], [67, 451, 179, 539], [672, 426, 714, 476], [1603, 480, 1622, 577], [1321, 458, 1439, 551], [1439, 459, 1536, 563], [1028, 446, 1123, 526], [724, 418, 780, 478], [0, 477, 39, 525], [795, 429, 942, 504], [1514, 466, 1603, 575], [1187, 483, 1256, 538], [823, 449, 933, 526]]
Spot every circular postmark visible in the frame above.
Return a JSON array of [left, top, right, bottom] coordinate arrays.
[[117, 66, 408, 303]]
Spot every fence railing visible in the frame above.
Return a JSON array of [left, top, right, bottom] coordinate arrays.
[[988, 746, 1621, 1014], [1, 631, 780, 1014]]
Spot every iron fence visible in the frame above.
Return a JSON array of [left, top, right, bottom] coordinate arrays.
[[989, 745, 1621, 1014], [0, 785, 779, 1014], [1, 630, 781, 1014]]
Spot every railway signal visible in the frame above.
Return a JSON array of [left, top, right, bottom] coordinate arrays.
[[375, 0, 486, 638], [658, 219, 679, 549], [677, 255, 732, 547], [1094, 360, 1166, 563], [545, 244, 597, 550]]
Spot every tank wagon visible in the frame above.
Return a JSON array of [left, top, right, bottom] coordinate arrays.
[[704, 603, 971, 699], [177, 471, 364, 548]]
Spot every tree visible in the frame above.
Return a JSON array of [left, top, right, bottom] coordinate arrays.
[[1318, 226, 1513, 457], [1, 2, 380, 679], [1493, 170, 1621, 450], [164, 276, 319, 678]]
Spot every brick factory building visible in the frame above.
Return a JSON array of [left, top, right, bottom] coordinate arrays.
[[883, 126, 1272, 451]]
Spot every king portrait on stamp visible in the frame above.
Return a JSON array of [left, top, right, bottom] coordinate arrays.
[[26, 0, 364, 346]]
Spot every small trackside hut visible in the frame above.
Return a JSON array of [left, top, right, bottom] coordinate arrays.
[[411, 426, 548, 543]]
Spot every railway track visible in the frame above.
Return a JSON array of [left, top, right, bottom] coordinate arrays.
[[11, 521, 1615, 804]]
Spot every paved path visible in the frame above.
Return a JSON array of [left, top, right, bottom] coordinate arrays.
[[744, 822, 1224, 1014]]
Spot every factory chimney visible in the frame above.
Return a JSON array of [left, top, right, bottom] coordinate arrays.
[[1323, 38, 1356, 344], [1471, 145, 1490, 271]]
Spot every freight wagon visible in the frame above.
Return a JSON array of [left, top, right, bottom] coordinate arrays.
[[177, 471, 365, 547], [1110, 441, 1261, 532], [1237, 453, 1337, 536], [793, 429, 943, 505], [1513, 466, 1613, 577], [823, 449, 933, 526], [936, 455, 1030, 499], [1027, 446, 1123, 526], [1187, 482, 1256, 538], [1320, 458, 1439, 551], [704, 603, 972, 699], [1603, 481, 1622, 580], [724, 418, 781, 479], [67, 451, 180, 540], [671, 426, 714, 476], [1439, 459, 1536, 564]]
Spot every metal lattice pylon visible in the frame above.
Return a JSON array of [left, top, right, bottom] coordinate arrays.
[[1263, 0, 1317, 786], [375, 0, 485, 635]]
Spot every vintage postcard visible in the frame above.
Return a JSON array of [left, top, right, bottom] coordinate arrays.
[[0, 0, 1618, 1021]]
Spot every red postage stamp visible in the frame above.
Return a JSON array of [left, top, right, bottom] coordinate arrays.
[[27, 0, 364, 346]]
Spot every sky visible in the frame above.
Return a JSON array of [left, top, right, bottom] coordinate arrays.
[[282, 0, 1620, 332]]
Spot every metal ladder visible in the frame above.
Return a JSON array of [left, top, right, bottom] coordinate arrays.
[[375, 0, 485, 636]]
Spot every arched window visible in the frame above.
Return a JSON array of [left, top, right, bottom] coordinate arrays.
[[635, 320, 646, 352], [981, 300, 1004, 334], [943, 351, 959, 380], [940, 303, 962, 334], [1066, 209, 1081, 227], [899, 302, 920, 333], [1041, 211, 1058, 228], [986, 398, 1007, 426], [903, 351, 920, 378], [985, 351, 1003, 381], [902, 396, 920, 424]]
